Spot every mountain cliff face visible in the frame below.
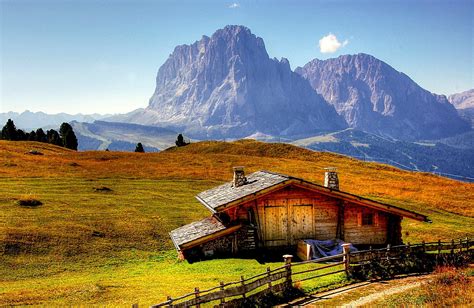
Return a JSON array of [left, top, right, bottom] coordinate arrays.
[[448, 89, 474, 128], [124, 25, 347, 138], [449, 89, 474, 110], [295, 54, 470, 140]]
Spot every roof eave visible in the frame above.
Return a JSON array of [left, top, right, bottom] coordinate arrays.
[[195, 195, 217, 214], [169, 231, 181, 251], [180, 224, 242, 250]]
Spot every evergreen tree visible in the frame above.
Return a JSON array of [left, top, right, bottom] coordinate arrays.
[[17, 129, 27, 140], [64, 130, 78, 150], [47, 129, 62, 146], [35, 128, 47, 142], [28, 130, 37, 141], [175, 133, 189, 147], [59, 122, 78, 150], [135, 142, 145, 153], [1, 119, 18, 140]]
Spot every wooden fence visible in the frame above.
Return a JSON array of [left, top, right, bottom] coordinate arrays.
[[150, 238, 473, 307]]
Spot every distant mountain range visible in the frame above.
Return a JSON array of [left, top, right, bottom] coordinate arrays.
[[0, 110, 110, 130], [448, 89, 474, 128]]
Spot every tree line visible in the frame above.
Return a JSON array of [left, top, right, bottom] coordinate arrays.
[[1, 119, 78, 150]]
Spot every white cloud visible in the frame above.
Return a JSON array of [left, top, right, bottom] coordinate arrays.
[[228, 3, 240, 9], [319, 33, 349, 53]]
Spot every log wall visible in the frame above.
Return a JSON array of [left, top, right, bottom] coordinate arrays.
[[222, 184, 397, 248], [343, 203, 388, 245]]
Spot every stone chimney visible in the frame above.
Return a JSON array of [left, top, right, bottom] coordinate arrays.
[[232, 166, 247, 187], [324, 167, 339, 190]]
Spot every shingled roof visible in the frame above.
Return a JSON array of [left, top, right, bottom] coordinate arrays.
[[170, 217, 225, 248], [169, 216, 242, 250], [196, 171, 289, 211]]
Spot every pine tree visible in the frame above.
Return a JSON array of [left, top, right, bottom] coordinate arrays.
[[1, 119, 18, 141], [35, 128, 47, 142], [47, 129, 62, 146], [135, 142, 145, 153], [59, 123, 78, 150], [175, 133, 189, 147], [16, 129, 27, 140], [28, 130, 37, 141]]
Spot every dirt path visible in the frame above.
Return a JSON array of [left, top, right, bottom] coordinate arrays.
[[280, 273, 434, 307], [342, 280, 423, 306]]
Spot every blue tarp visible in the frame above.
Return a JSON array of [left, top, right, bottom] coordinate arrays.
[[304, 239, 358, 259]]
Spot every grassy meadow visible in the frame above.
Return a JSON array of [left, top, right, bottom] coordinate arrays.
[[1, 140, 473, 306]]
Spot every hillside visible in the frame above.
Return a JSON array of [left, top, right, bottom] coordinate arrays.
[[292, 129, 474, 179], [1, 140, 472, 305], [71, 120, 178, 151]]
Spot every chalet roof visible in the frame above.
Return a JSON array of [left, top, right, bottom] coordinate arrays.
[[196, 170, 429, 222], [196, 171, 289, 211], [169, 217, 226, 249]]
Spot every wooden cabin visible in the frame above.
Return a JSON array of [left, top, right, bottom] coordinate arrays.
[[170, 167, 429, 260]]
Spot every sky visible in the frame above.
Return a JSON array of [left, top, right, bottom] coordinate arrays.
[[1, 0, 473, 114]]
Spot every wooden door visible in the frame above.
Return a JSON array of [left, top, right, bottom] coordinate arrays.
[[263, 199, 288, 246], [289, 198, 314, 244]]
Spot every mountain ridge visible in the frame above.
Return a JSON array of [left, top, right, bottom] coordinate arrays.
[[0, 110, 110, 130], [295, 53, 470, 140], [112, 25, 347, 138]]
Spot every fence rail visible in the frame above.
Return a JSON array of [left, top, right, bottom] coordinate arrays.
[[150, 238, 473, 307]]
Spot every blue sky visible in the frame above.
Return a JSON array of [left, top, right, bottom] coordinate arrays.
[[1, 0, 472, 114]]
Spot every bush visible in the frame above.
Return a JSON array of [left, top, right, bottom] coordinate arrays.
[[18, 197, 43, 207], [93, 186, 112, 192]]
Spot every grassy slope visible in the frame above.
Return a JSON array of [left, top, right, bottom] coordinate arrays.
[[1, 140, 472, 306]]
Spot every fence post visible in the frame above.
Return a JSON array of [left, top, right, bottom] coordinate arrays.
[[219, 281, 225, 305], [422, 240, 426, 252], [240, 276, 246, 299], [451, 239, 455, 254], [459, 239, 463, 252], [194, 287, 200, 308], [341, 243, 351, 276], [283, 254, 293, 288], [266, 267, 272, 290], [438, 239, 441, 255], [167, 296, 172, 308], [386, 244, 391, 260]]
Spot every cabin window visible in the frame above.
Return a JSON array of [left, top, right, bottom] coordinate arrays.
[[362, 213, 374, 226]]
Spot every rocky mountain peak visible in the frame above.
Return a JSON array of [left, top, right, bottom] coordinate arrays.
[[296, 54, 470, 140], [130, 26, 346, 138]]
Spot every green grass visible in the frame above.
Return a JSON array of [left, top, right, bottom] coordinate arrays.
[[1, 140, 472, 306], [0, 177, 346, 306]]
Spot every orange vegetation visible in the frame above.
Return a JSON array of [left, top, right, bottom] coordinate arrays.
[[1, 139, 472, 219]]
